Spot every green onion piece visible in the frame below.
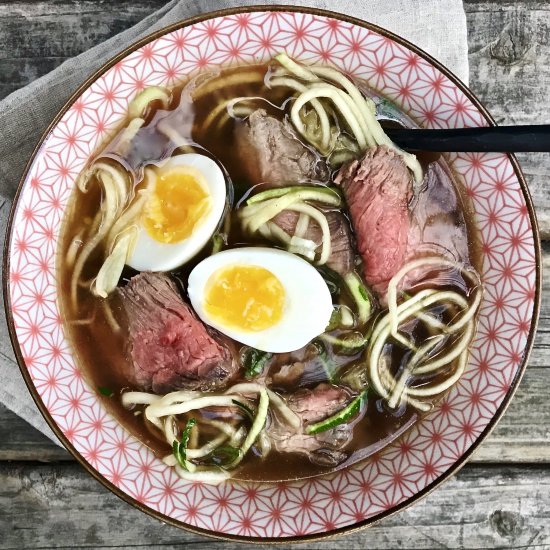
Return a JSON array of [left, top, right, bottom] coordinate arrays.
[[344, 272, 372, 325], [172, 418, 197, 472], [241, 347, 273, 379], [246, 185, 341, 206], [128, 86, 170, 118], [305, 390, 367, 435], [97, 386, 114, 397]]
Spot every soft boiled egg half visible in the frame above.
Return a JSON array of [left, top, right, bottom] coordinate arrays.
[[188, 247, 333, 353], [127, 153, 226, 271]]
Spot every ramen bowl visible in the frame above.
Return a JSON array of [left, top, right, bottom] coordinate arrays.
[[4, 6, 540, 542]]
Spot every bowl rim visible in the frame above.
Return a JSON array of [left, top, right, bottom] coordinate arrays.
[[2, 4, 542, 544]]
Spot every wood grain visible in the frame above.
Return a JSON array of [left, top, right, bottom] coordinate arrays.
[[465, 1, 550, 238], [1, 1, 549, 240], [1, 1, 548, 234], [2, 462, 549, 549], [0, 1, 548, 547]]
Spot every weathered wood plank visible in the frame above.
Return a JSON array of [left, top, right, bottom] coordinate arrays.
[[465, 2, 550, 239], [0, 1, 548, 238], [0, 1, 164, 98], [1, 462, 549, 548], [0, 404, 69, 461]]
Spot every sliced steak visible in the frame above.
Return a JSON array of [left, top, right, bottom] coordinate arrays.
[[118, 272, 236, 393], [335, 145, 412, 296], [271, 209, 354, 276], [236, 109, 328, 186], [269, 383, 356, 467], [287, 383, 352, 424], [407, 161, 470, 263]]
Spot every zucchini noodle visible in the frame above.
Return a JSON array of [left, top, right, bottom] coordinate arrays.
[[287, 202, 331, 264], [269, 76, 332, 151], [223, 382, 301, 431], [344, 272, 372, 325], [128, 86, 170, 118], [121, 383, 299, 484], [101, 298, 121, 333], [291, 86, 369, 150], [70, 148, 160, 306], [270, 53, 423, 183], [294, 212, 310, 238], [65, 231, 83, 269], [191, 70, 264, 100], [92, 228, 136, 298], [367, 257, 482, 411], [70, 163, 126, 309], [238, 186, 340, 266], [201, 97, 257, 133]]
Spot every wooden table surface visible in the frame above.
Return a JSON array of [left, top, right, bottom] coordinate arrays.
[[1, 1, 549, 548]]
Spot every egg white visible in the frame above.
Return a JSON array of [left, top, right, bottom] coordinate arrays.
[[187, 247, 334, 353], [127, 153, 226, 272]]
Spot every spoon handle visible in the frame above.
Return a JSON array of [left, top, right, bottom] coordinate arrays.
[[385, 125, 550, 152]]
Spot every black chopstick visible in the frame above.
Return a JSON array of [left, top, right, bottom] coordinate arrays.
[[384, 125, 550, 152]]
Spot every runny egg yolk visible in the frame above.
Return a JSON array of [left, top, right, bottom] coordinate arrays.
[[204, 264, 285, 332], [142, 165, 211, 244]]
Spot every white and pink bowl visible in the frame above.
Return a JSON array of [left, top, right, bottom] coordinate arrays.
[[4, 7, 541, 542]]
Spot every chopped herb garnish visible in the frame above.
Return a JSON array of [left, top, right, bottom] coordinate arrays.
[[326, 308, 341, 331], [320, 332, 366, 354], [172, 418, 197, 471], [241, 347, 272, 379], [232, 399, 255, 421], [97, 386, 114, 397]]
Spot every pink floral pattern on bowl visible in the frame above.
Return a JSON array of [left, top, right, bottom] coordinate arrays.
[[5, 9, 539, 541]]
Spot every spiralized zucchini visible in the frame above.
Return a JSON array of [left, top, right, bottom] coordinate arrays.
[[68, 83, 178, 308], [122, 383, 299, 484], [238, 185, 341, 266], [366, 257, 482, 412], [70, 161, 129, 309], [268, 53, 423, 183], [128, 86, 170, 118]]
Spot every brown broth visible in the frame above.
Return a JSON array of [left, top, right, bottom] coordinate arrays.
[[57, 63, 481, 481]]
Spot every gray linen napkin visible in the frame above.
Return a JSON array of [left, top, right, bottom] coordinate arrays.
[[0, 0, 469, 444]]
